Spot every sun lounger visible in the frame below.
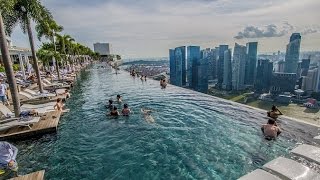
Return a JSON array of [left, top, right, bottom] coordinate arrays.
[[291, 144, 320, 165], [0, 116, 41, 132], [24, 89, 56, 97], [238, 169, 280, 180], [263, 157, 320, 180], [21, 102, 56, 109]]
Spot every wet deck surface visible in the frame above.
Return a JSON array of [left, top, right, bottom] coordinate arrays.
[[10, 170, 45, 180]]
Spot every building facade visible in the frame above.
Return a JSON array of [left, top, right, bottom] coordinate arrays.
[[270, 73, 297, 94], [300, 58, 311, 76], [232, 43, 246, 91], [245, 42, 258, 85], [255, 59, 273, 93], [302, 68, 318, 92], [187, 46, 200, 88], [192, 58, 209, 93], [217, 45, 229, 87], [93, 43, 111, 56], [222, 49, 232, 90], [284, 33, 301, 73], [169, 46, 186, 87]]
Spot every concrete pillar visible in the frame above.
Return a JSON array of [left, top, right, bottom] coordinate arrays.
[[18, 53, 26, 80]]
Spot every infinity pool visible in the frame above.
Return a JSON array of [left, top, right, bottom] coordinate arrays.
[[14, 64, 319, 179]]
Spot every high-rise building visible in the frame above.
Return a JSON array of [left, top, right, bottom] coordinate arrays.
[[301, 58, 311, 76], [284, 33, 301, 73], [245, 42, 258, 85], [93, 43, 111, 55], [217, 45, 229, 87], [270, 73, 297, 94], [187, 46, 200, 88], [222, 49, 232, 90], [169, 49, 176, 85], [208, 48, 217, 80], [255, 59, 273, 92], [232, 43, 246, 91], [169, 46, 186, 87], [276, 60, 285, 72], [302, 68, 318, 92]]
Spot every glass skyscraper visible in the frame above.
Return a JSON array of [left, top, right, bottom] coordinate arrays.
[[192, 58, 209, 93], [245, 42, 258, 86], [187, 46, 201, 88], [222, 49, 232, 90], [217, 45, 229, 87], [232, 43, 246, 91], [169, 46, 186, 87], [255, 59, 273, 92], [284, 33, 301, 73]]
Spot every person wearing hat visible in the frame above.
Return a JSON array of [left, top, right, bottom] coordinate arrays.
[[0, 79, 9, 106], [261, 119, 282, 140], [0, 141, 18, 178]]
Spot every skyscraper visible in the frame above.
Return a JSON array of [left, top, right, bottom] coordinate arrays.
[[93, 42, 111, 55], [284, 33, 301, 73], [255, 59, 273, 92], [222, 49, 232, 90], [187, 46, 201, 88], [301, 58, 311, 76], [169, 46, 186, 87], [217, 45, 229, 87], [232, 43, 246, 91], [245, 42, 258, 86], [192, 58, 209, 93], [208, 48, 217, 80]]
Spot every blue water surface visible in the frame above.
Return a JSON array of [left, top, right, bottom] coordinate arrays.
[[14, 64, 319, 179]]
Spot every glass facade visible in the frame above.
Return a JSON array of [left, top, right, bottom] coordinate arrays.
[[270, 73, 297, 94], [187, 46, 201, 88], [245, 42, 258, 85], [217, 45, 229, 87], [255, 59, 273, 92], [232, 43, 246, 91], [284, 33, 301, 73], [169, 49, 176, 85], [222, 49, 232, 90]]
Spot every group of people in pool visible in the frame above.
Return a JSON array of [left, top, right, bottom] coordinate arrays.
[[106, 95, 131, 116], [261, 105, 283, 140], [130, 69, 147, 80]]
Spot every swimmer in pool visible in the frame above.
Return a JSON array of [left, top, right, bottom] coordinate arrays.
[[116, 95, 122, 103], [109, 106, 120, 116], [106, 99, 113, 110], [261, 119, 282, 140], [141, 108, 155, 123], [122, 104, 131, 116]]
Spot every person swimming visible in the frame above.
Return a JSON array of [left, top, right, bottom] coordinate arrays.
[[267, 105, 283, 120], [116, 95, 122, 103], [109, 106, 120, 116], [53, 98, 65, 112], [106, 99, 113, 110], [261, 119, 282, 140], [141, 108, 155, 123], [122, 104, 131, 116]]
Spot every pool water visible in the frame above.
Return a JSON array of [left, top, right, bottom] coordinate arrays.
[[14, 64, 319, 179]]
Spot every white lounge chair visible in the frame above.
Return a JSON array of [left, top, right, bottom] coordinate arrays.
[[21, 102, 56, 109], [24, 89, 56, 97], [0, 116, 41, 132]]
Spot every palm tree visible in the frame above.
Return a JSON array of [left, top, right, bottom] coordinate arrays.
[[36, 19, 63, 80], [0, 0, 21, 116], [4, 0, 54, 93], [55, 34, 74, 66]]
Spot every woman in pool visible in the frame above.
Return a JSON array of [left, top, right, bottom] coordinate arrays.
[[54, 98, 65, 112], [141, 108, 155, 123], [116, 95, 122, 103], [122, 104, 131, 116], [109, 106, 120, 116]]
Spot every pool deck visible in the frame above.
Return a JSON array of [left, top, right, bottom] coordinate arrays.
[[0, 111, 62, 141], [10, 170, 45, 180]]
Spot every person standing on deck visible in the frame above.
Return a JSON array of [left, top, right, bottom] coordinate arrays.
[[0, 79, 9, 106], [0, 141, 18, 178]]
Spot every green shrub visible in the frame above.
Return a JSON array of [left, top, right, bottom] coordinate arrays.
[[0, 64, 21, 72]]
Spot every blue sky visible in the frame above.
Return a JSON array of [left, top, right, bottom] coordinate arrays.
[[9, 0, 320, 58]]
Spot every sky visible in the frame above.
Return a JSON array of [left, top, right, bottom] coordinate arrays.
[[9, 0, 320, 58]]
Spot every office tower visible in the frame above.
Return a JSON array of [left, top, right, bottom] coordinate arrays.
[[270, 73, 297, 94], [302, 68, 318, 92], [169, 49, 176, 85], [245, 42, 258, 85], [208, 49, 217, 80], [93, 43, 111, 55], [169, 46, 186, 87], [192, 58, 209, 93], [222, 49, 232, 90], [255, 59, 273, 92], [217, 45, 229, 87], [301, 58, 311, 76], [232, 43, 246, 91], [284, 33, 301, 73], [187, 46, 201, 88], [277, 60, 285, 72], [316, 62, 320, 92]]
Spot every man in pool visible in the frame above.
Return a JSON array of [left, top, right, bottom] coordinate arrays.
[[0, 141, 18, 178], [267, 105, 283, 120], [109, 106, 120, 116], [122, 104, 131, 116], [106, 99, 113, 110], [261, 119, 282, 140], [141, 108, 155, 123]]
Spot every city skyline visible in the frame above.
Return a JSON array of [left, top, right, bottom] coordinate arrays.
[[9, 0, 320, 58]]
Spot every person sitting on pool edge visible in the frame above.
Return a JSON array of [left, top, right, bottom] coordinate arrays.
[[0, 141, 18, 178], [122, 104, 131, 116], [116, 95, 122, 103], [106, 99, 113, 110], [261, 119, 282, 140], [109, 106, 120, 116], [54, 98, 65, 112], [267, 105, 283, 120]]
